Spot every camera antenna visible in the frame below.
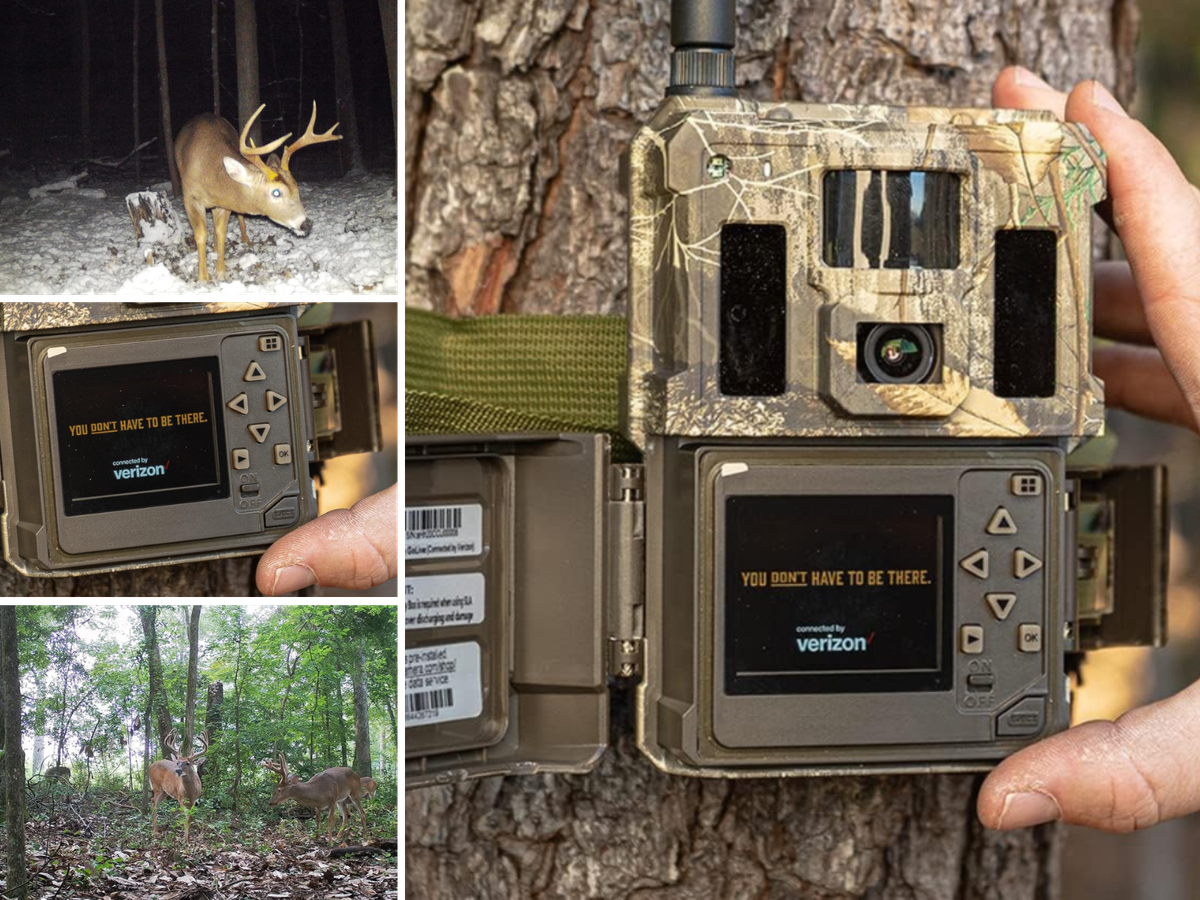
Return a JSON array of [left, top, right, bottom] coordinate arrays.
[[668, 0, 736, 97]]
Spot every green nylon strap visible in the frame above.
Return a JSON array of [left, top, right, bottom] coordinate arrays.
[[405, 308, 637, 458]]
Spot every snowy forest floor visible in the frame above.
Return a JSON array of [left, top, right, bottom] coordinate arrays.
[[0, 160, 398, 294]]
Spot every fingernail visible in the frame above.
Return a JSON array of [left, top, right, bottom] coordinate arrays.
[[1090, 81, 1128, 117], [1013, 66, 1052, 90], [270, 565, 316, 596], [997, 791, 1062, 829]]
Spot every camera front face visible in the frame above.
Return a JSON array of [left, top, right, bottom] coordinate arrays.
[[625, 100, 1105, 447], [624, 99, 1106, 773]]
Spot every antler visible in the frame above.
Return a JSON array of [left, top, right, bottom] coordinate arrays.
[[279, 753, 291, 782], [238, 104, 292, 178], [261, 758, 284, 775], [280, 102, 342, 172], [164, 729, 181, 759], [190, 730, 210, 762]]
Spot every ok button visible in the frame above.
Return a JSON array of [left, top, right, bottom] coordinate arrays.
[[273, 443, 292, 465]]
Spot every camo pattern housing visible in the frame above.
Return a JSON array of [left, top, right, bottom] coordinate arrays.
[[625, 96, 1107, 450], [0, 302, 304, 332]]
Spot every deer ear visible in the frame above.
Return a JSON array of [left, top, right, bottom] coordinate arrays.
[[266, 153, 282, 169], [223, 156, 258, 186]]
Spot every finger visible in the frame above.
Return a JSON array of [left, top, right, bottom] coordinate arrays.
[[257, 484, 398, 595], [991, 66, 1067, 119], [1094, 261, 1152, 345], [1064, 81, 1200, 423], [1094, 344, 1198, 430], [978, 679, 1200, 832]]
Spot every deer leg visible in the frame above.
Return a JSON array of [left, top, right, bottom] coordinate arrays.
[[182, 196, 209, 282], [351, 793, 366, 836], [327, 803, 340, 840], [213, 207, 232, 281], [335, 798, 350, 837], [238, 214, 249, 244]]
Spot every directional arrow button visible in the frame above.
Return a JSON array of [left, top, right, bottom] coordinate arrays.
[[985, 592, 1017, 621], [960, 548, 989, 580], [986, 506, 1018, 535], [1014, 549, 1044, 579]]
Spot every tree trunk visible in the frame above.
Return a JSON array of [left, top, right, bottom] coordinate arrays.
[[132, 0, 140, 186], [138, 607, 172, 756], [234, 0, 261, 147], [327, 0, 364, 174], [1, 606, 28, 900], [183, 605, 201, 756], [404, 0, 1134, 896], [154, 0, 179, 197], [377, 0, 398, 154], [79, 0, 90, 159], [203, 682, 223, 792], [351, 637, 372, 777], [211, 0, 220, 117]]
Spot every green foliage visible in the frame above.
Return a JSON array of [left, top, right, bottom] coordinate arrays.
[[11, 605, 398, 828]]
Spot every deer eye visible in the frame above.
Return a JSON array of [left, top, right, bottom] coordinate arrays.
[[272, 188, 281, 198]]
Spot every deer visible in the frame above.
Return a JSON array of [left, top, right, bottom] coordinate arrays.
[[173, 102, 342, 282], [148, 729, 208, 843], [44, 766, 72, 784], [262, 753, 365, 842], [360, 776, 378, 803]]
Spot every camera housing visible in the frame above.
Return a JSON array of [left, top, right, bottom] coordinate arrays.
[[1, 303, 381, 577], [404, 1, 1167, 787]]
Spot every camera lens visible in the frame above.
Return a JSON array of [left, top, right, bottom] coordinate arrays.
[[860, 324, 938, 384]]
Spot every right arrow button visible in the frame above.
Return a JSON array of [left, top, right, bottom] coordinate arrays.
[[1014, 549, 1044, 579]]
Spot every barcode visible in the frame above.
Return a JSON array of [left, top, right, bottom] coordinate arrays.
[[407, 688, 454, 714], [407, 507, 462, 533]]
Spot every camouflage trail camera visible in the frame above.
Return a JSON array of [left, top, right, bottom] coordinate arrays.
[[405, 0, 1167, 787]]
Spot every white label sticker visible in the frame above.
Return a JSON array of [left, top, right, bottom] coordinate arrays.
[[405, 573, 486, 631], [405, 642, 483, 727], [405, 503, 483, 559]]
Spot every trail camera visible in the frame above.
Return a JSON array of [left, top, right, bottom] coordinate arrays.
[[0, 302, 381, 577], [405, 0, 1167, 786]]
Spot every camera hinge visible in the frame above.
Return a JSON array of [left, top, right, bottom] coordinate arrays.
[[607, 462, 646, 680]]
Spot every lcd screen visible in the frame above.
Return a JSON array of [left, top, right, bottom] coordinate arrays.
[[53, 357, 228, 516], [724, 495, 953, 694]]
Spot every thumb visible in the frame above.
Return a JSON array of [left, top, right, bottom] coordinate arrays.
[[256, 484, 398, 595], [978, 679, 1200, 832]]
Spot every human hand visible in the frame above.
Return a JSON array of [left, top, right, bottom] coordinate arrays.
[[990, 66, 1200, 432], [256, 483, 398, 595], [976, 67, 1200, 832]]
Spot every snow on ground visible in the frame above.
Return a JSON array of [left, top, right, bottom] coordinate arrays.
[[0, 171, 398, 294]]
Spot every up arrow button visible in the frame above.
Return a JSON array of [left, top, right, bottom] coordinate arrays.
[[986, 506, 1018, 535], [1014, 549, 1044, 579]]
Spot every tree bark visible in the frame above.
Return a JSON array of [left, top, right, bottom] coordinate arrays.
[[1, 606, 28, 900], [234, 0, 262, 147], [138, 607, 172, 756], [351, 637, 372, 777], [404, 0, 1134, 896], [183, 605, 201, 756], [377, 0, 398, 153], [154, 0, 179, 197], [203, 682, 223, 791], [327, 0, 365, 174]]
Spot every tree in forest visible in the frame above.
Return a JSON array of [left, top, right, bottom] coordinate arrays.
[[1, 607, 28, 900], [328, 0, 365, 173], [404, 0, 1136, 896], [154, 0, 179, 195], [183, 606, 202, 756], [234, 0, 262, 147]]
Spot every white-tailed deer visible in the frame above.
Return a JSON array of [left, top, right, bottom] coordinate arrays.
[[45, 766, 72, 783], [360, 776, 378, 803], [263, 754, 365, 841], [149, 729, 208, 843], [174, 102, 342, 282]]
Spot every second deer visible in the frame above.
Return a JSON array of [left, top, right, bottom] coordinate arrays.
[[149, 729, 208, 843], [263, 754, 365, 841]]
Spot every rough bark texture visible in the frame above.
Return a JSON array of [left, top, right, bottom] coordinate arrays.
[[1, 606, 28, 900], [234, 0, 262, 147], [154, 0, 179, 197], [183, 605, 201, 756], [138, 607, 172, 757], [404, 1, 1135, 897], [0, 558, 265, 598], [328, 0, 365, 173], [351, 638, 372, 778], [202, 682, 223, 790]]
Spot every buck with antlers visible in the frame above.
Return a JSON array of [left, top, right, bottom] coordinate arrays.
[[148, 729, 208, 843], [173, 102, 342, 282], [262, 754, 365, 841]]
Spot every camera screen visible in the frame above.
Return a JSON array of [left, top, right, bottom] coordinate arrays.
[[53, 357, 229, 516], [823, 170, 960, 269], [724, 494, 953, 694]]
